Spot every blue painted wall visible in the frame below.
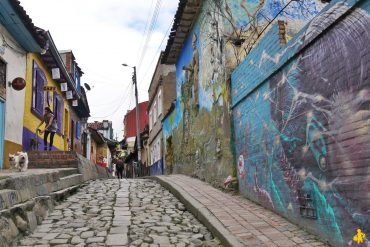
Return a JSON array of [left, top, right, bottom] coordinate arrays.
[[232, 0, 370, 245], [163, 0, 321, 185]]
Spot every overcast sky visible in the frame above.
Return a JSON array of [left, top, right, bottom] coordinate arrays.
[[19, 0, 178, 140]]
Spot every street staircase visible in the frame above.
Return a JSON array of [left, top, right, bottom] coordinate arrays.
[[0, 151, 110, 245]]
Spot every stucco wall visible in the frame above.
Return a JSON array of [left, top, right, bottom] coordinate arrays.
[[0, 23, 27, 168], [231, 0, 370, 245], [90, 139, 97, 164], [22, 53, 69, 152], [68, 108, 83, 154], [162, 0, 321, 186]]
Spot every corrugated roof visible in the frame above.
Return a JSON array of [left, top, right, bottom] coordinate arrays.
[[8, 0, 45, 47], [161, 0, 202, 64]]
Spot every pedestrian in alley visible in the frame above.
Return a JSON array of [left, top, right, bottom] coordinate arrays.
[[115, 157, 124, 179], [36, 107, 58, 151]]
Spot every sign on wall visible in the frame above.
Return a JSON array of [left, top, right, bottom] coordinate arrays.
[[72, 100, 78, 106], [52, 68, 60, 79], [43, 86, 56, 91], [61, 83, 68, 92], [66, 91, 73, 99]]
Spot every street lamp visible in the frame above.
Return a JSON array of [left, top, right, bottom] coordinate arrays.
[[122, 64, 141, 177]]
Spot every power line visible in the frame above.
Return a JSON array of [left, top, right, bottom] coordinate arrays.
[[90, 81, 134, 118], [136, 0, 163, 72], [140, 18, 174, 84], [137, 0, 155, 58]]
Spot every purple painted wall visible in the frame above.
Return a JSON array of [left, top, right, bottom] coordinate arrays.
[[150, 158, 163, 176], [22, 127, 60, 152]]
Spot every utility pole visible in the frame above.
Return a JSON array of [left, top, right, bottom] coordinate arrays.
[[122, 63, 141, 178], [133, 66, 141, 167]]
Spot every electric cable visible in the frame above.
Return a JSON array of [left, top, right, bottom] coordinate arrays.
[[137, 0, 156, 59], [90, 81, 134, 118], [136, 0, 163, 72], [140, 18, 174, 84]]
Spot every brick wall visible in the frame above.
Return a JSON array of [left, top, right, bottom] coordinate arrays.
[[28, 151, 78, 168], [231, 0, 370, 245]]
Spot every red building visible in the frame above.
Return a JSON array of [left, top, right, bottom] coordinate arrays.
[[123, 101, 149, 139]]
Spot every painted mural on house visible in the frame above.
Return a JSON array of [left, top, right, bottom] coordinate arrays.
[[163, 0, 321, 185], [232, 0, 370, 245]]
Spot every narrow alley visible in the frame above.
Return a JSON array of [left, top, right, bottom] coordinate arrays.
[[1, 0, 369, 245]]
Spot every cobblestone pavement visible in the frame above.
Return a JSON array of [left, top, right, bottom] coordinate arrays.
[[17, 179, 222, 247], [158, 175, 330, 247]]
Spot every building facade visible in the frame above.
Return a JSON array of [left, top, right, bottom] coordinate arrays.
[[22, 30, 89, 154], [0, 0, 43, 169], [148, 53, 176, 175], [123, 101, 149, 152]]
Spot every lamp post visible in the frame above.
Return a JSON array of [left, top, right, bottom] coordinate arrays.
[[122, 64, 141, 177]]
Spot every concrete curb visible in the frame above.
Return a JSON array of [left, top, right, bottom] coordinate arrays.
[[149, 176, 244, 247]]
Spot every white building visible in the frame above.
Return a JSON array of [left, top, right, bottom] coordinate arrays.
[[0, 1, 43, 169]]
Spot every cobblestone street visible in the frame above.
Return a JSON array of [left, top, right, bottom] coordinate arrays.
[[17, 179, 222, 247]]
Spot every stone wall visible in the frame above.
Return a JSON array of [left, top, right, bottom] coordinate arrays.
[[162, 0, 322, 186], [231, 0, 370, 245], [0, 153, 110, 246]]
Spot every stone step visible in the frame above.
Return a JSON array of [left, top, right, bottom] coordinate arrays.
[[0, 189, 21, 210], [57, 168, 80, 178], [59, 174, 83, 190]]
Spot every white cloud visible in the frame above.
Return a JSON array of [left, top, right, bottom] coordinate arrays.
[[19, 0, 178, 139]]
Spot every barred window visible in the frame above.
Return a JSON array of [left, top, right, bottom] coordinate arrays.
[[0, 59, 6, 90], [53, 93, 63, 133], [32, 61, 46, 116]]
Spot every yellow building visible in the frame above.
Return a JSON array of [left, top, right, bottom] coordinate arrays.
[[22, 53, 70, 151], [22, 31, 89, 153]]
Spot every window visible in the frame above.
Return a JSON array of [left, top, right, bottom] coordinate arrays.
[[153, 101, 157, 124], [149, 110, 152, 130], [158, 90, 162, 116], [76, 121, 81, 139], [0, 59, 6, 98], [75, 69, 80, 94], [53, 93, 64, 133], [32, 61, 46, 116]]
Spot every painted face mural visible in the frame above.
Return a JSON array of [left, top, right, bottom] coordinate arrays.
[[267, 7, 370, 243], [232, 2, 370, 245]]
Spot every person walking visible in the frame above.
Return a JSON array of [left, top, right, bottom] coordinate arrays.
[[36, 107, 58, 151], [115, 158, 124, 179]]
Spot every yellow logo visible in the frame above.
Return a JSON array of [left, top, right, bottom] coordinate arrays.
[[353, 229, 366, 244]]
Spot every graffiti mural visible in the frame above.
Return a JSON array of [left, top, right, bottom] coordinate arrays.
[[232, 0, 370, 245], [163, 0, 320, 185]]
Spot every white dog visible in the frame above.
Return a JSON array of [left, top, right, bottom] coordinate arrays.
[[9, 152, 28, 172]]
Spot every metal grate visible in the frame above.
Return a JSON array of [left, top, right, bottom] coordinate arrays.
[[298, 189, 317, 219], [0, 59, 6, 88]]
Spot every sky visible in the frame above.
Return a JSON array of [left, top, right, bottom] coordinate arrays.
[[19, 0, 178, 140]]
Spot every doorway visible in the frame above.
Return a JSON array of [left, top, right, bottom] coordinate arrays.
[[0, 99, 4, 169], [70, 120, 74, 151], [64, 109, 69, 151]]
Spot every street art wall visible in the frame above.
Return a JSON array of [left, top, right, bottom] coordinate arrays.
[[163, 0, 321, 185], [232, 0, 370, 245]]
